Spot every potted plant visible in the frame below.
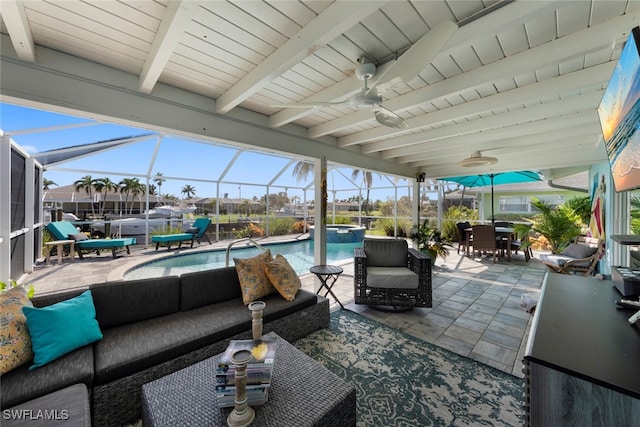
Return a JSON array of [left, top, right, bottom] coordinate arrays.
[[409, 219, 453, 264]]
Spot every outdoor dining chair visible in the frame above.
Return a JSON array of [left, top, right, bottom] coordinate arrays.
[[470, 225, 499, 263]]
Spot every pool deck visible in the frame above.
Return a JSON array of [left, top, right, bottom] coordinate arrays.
[[22, 234, 550, 376]]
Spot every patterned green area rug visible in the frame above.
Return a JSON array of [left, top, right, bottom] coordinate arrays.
[[293, 309, 523, 427]]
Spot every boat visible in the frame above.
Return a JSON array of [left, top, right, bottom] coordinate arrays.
[[91, 217, 187, 236], [146, 204, 196, 216]]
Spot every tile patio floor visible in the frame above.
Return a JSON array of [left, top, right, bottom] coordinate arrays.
[[23, 235, 547, 376]]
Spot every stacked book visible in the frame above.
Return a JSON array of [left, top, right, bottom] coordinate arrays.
[[215, 338, 276, 408]]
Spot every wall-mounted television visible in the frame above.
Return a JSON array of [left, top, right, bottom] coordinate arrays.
[[597, 26, 640, 192]]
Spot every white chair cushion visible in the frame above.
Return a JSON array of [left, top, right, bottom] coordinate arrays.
[[366, 267, 418, 289]]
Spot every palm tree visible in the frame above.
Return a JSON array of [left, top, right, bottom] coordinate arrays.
[[351, 169, 377, 216], [74, 175, 97, 216], [181, 184, 196, 199], [292, 161, 314, 183], [129, 181, 145, 214], [43, 178, 57, 190], [527, 198, 583, 253], [96, 177, 118, 216], [153, 173, 165, 197], [118, 178, 140, 215]]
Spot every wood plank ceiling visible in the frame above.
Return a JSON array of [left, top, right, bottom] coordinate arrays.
[[1, 0, 639, 181]]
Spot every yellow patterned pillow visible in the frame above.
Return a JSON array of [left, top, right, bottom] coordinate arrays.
[[0, 286, 33, 375], [234, 250, 275, 305], [265, 254, 301, 302]]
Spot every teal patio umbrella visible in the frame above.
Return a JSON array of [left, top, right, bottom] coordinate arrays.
[[443, 171, 543, 222]]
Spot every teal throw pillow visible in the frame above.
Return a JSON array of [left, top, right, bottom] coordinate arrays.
[[23, 290, 103, 369]]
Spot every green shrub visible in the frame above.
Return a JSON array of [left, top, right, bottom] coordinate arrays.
[[330, 216, 353, 224], [269, 217, 296, 235], [374, 217, 412, 237], [442, 206, 478, 241], [234, 223, 265, 238]]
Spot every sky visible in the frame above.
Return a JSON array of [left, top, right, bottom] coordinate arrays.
[[0, 102, 425, 203]]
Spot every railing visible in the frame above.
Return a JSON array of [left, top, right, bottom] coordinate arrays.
[[225, 237, 268, 267]]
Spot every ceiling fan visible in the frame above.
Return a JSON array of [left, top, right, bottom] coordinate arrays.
[[458, 151, 498, 167], [271, 20, 458, 129]]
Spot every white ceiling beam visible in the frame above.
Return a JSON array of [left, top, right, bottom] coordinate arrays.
[[360, 64, 610, 153], [372, 90, 603, 158], [410, 125, 601, 166], [330, 13, 636, 144], [139, 0, 200, 94], [350, 63, 613, 151], [395, 111, 598, 163], [270, 0, 558, 129], [215, 1, 388, 114], [1, 0, 35, 62], [423, 144, 607, 179]]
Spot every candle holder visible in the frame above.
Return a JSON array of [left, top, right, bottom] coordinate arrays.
[[248, 301, 265, 340], [226, 349, 255, 427]]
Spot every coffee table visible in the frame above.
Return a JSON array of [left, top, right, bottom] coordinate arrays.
[[142, 332, 356, 427]]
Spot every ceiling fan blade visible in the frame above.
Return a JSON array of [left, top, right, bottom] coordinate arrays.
[[270, 101, 346, 108], [374, 106, 408, 129], [372, 20, 458, 91]]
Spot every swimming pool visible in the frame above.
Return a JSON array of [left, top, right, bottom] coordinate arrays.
[[124, 239, 363, 280]]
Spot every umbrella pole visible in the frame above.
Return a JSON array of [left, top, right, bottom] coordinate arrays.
[[491, 174, 495, 224]]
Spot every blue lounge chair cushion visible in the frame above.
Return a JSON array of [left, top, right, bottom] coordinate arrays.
[[151, 234, 193, 243], [76, 239, 135, 249]]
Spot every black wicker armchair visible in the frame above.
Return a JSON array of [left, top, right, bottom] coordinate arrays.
[[354, 238, 432, 311]]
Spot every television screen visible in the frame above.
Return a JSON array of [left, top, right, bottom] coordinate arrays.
[[597, 26, 640, 192]]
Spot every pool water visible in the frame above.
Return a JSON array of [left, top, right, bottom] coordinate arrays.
[[124, 240, 363, 280]]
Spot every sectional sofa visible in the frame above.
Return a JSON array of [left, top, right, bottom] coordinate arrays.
[[1, 265, 330, 426]]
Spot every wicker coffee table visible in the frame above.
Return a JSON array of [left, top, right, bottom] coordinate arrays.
[[142, 332, 356, 427]]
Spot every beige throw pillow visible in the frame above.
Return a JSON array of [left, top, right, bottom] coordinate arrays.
[[265, 254, 301, 302], [234, 250, 275, 305], [0, 286, 34, 374]]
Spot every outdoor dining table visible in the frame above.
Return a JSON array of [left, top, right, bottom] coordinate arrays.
[[465, 226, 515, 261]]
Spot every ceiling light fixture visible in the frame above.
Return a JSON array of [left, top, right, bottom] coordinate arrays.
[[458, 151, 498, 167]]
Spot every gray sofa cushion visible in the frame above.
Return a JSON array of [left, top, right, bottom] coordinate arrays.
[[180, 267, 242, 311], [90, 276, 181, 328], [366, 266, 419, 289], [0, 345, 94, 409], [31, 288, 87, 308], [363, 239, 408, 267], [4, 384, 91, 427], [94, 290, 318, 384]]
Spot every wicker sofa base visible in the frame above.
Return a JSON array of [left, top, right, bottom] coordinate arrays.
[[92, 297, 330, 426]]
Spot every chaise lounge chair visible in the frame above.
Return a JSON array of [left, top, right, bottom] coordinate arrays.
[[151, 217, 212, 251], [46, 221, 136, 259], [538, 236, 603, 276]]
